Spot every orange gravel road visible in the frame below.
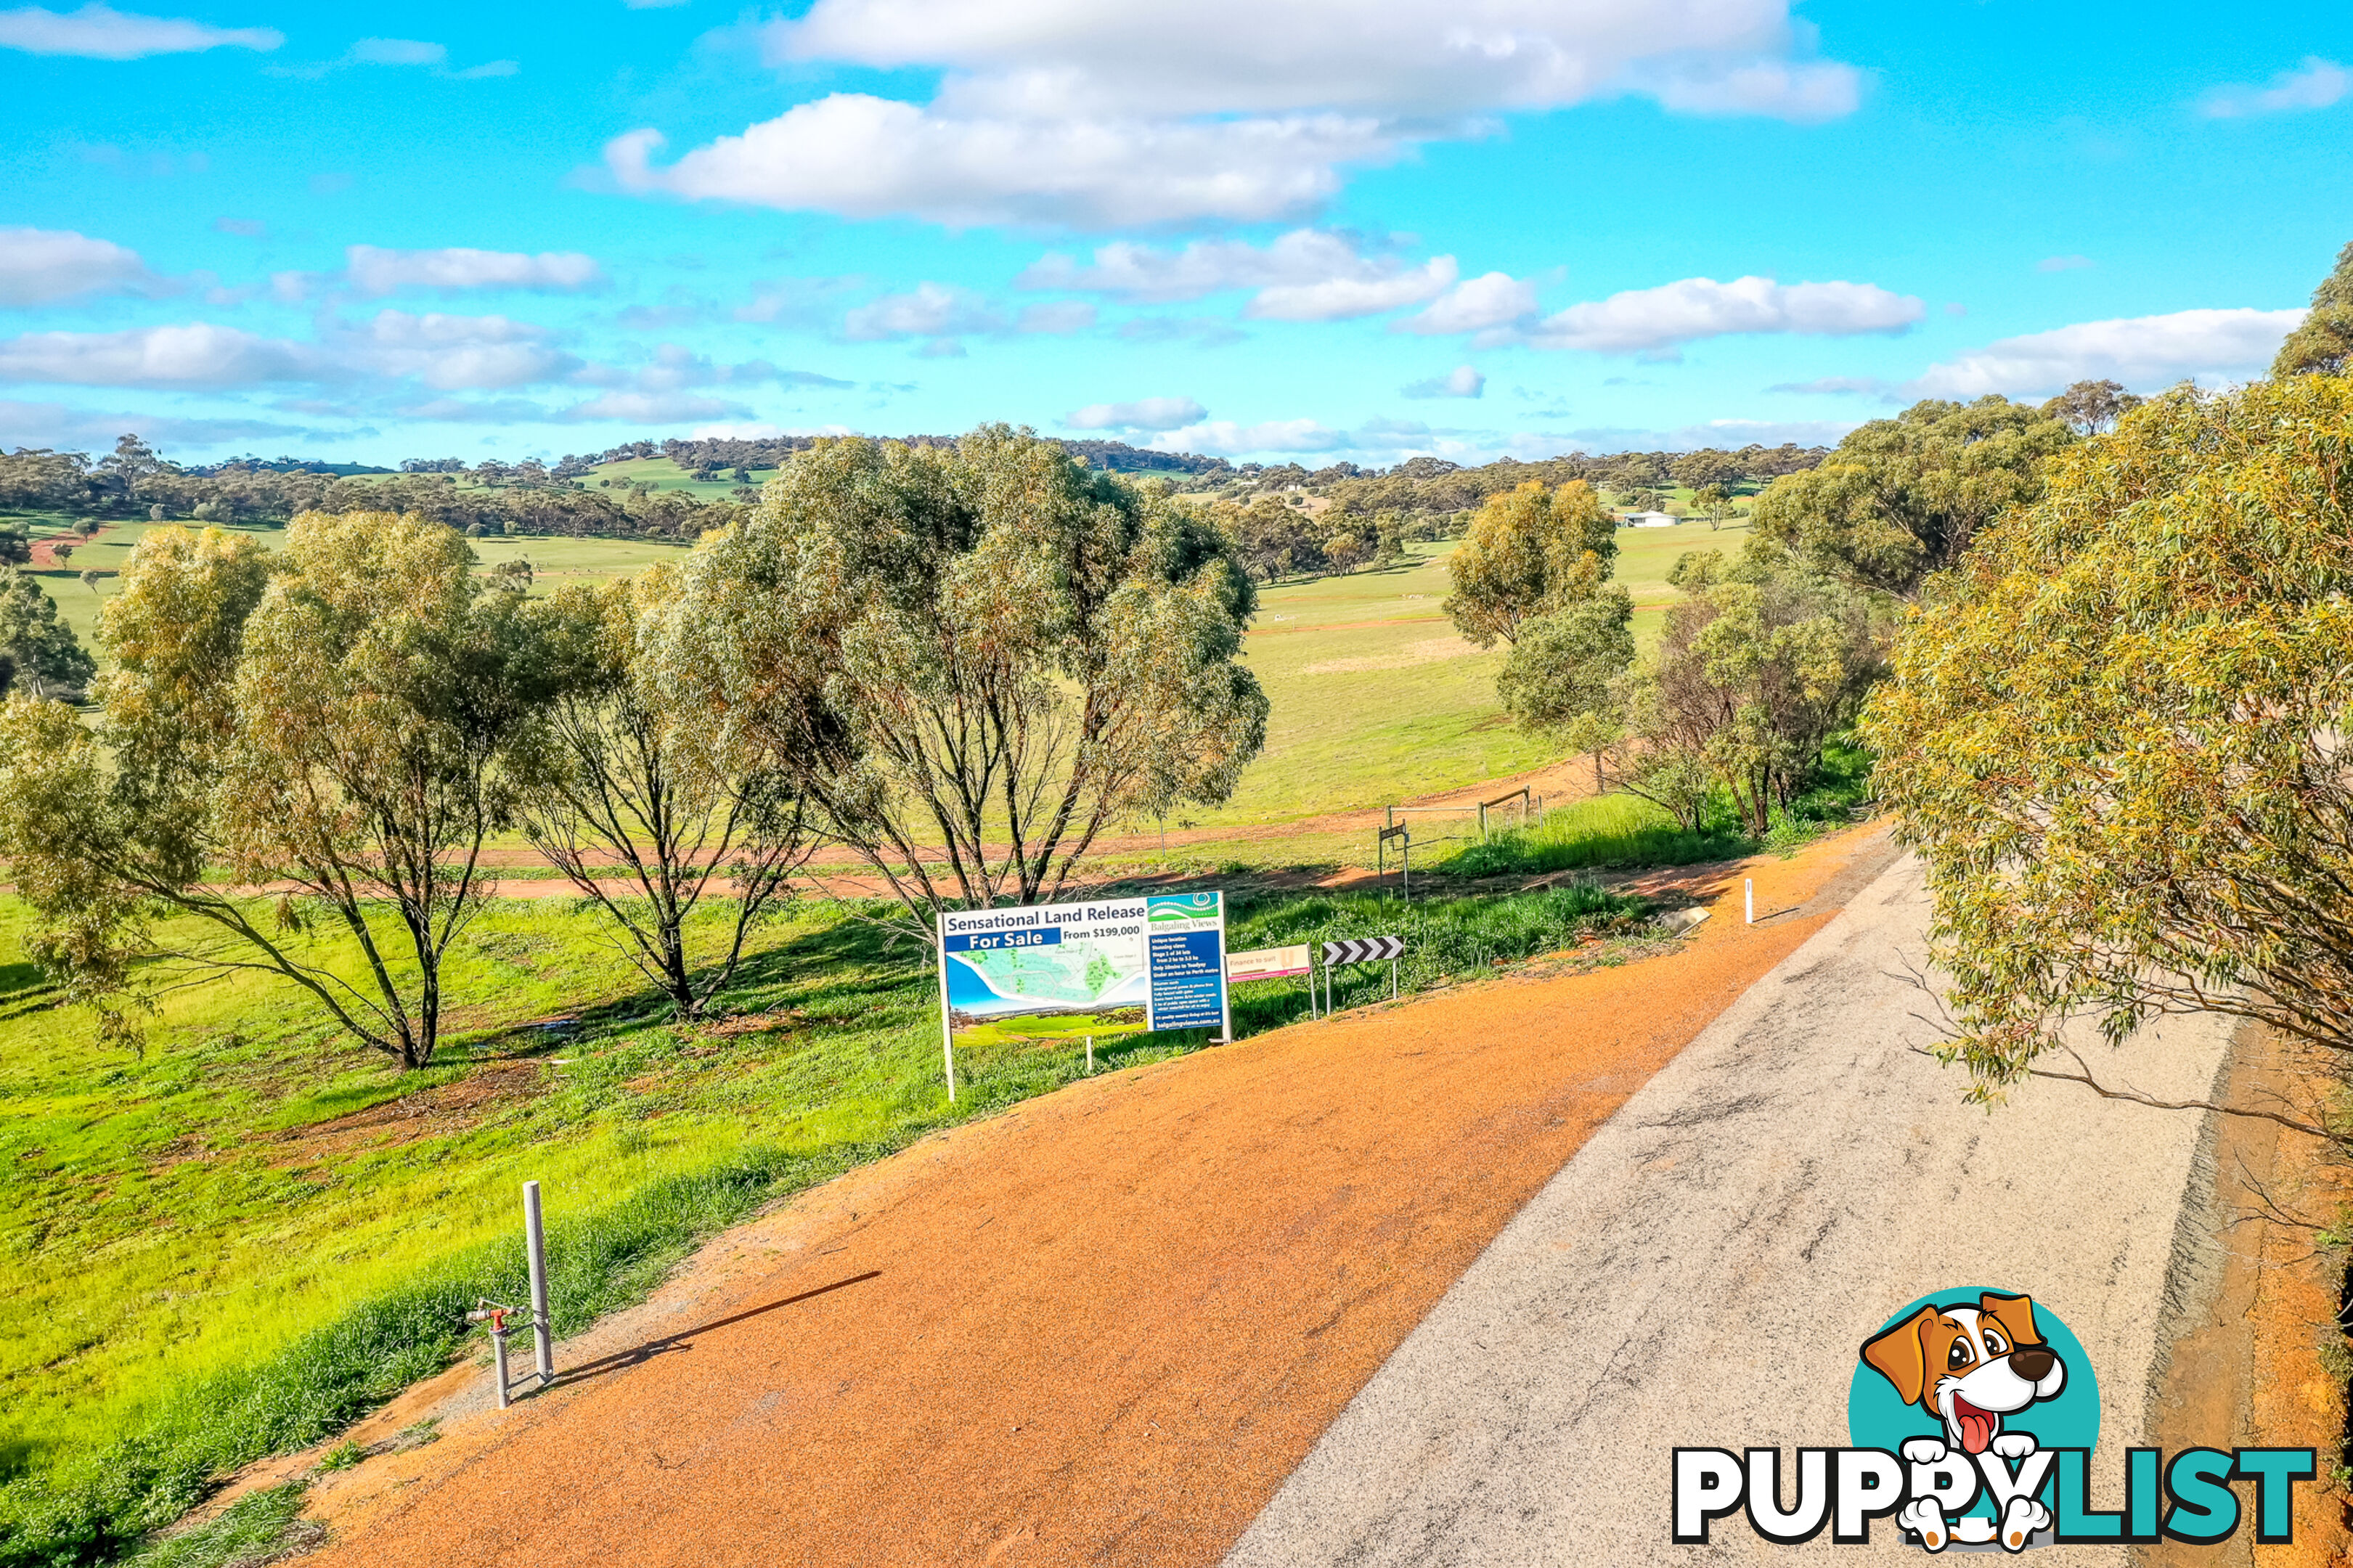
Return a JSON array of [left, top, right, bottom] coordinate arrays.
[[296, 825, 1895, 1568]]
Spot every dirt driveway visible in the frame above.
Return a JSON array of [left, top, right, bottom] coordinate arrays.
[[279, 827, 1899, 1568]]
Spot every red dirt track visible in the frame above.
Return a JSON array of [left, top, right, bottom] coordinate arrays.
[[295, 826, 1893, 1568]]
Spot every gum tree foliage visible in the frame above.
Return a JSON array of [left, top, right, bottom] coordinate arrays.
[[2040, 378, 2143, 436], [1752, 395, 2075, 600], [0, 513, 545, 1069], [1493, 587, 1636, 791], [1863, 377, 2353, 1104], [1443, 479, 1618, 648], [0, 570, 95, 700], [653, 427, 1268, 924], [1611, 555, 1884, 836], [511, 571, 814, 1021], [1223, 493, 1329, 582], [2272, 240, 2353, 379]]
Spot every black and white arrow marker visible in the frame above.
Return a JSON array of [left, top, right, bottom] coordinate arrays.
[[1321, 935, 1404, 966]]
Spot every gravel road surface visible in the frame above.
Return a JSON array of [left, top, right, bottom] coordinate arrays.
[[1225, 852, 2235, 1566]]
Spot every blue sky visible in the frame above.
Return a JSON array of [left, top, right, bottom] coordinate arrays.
[[2, 0, 2348, 467]]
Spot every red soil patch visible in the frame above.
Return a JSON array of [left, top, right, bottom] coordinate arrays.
[[286, 825, 1894, 1568], [269, 1062, 546, 1164], [27, 525, 105, 568]]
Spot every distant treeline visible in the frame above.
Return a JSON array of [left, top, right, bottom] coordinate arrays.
[[3, 430, 1827, 544], [542, 433, 1233, 478], [0, 438, 740, 540]]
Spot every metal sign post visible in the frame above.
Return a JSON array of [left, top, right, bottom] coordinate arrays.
[[1378, 822, 1411, 899], [934, 911, 956, 1102], [1319, 936, 1406, 1014]]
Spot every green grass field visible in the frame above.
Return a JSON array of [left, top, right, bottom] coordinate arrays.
[[23, 512, 1745, 849], [1191, 522, 1754, 828], [20, 514, 688, 677], [0, 878, 1648, 1562], [576, 456, 779, 497], [0, 483, 1785, 1561]]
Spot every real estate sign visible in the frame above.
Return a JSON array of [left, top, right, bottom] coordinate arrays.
[[934, 892, 1228, 1095]]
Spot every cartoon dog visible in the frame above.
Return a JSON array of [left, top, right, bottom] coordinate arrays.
[[1862, 1292, 2066, 1553]]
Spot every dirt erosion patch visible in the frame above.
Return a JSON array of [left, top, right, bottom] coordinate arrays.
[[274, 826, 1896, 1568], [267, 1062, 547, 1167]]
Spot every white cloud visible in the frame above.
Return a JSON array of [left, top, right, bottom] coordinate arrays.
[[1677, 417, 1857, 446], [0, 226, 165, 306], [770, 0, 1854, 122], [1022, 228, 1475, 323], [1146, 417, 1351, 456], [0, 309, 605, 396], [0, 4, 280, 58], [605, 108, 1384, 229], [0, 322, 327, 386], [350, 36, 444, 66], [345, 310, 578, 391], [1021, 229, 1403, 304], [0, 397, 318, 449], [558, 391, 748, 423], [1016, 301, 1095, 334], [840, 282, 1003, 341], [1403, 364, 1485, 399], [632, 342, 853, 391], [1529, 275, 1924, 353], [2201, 57, 2349, 118], [1765, 375, 1891, 396], [344, 245, 604, 296], [1549, 416, 1856, 452], [1400, 271, 1540, 335], [1907, 307, 2307, 399], [613, 0, 1859, 229], [1644, 58, 1859, 121], [1064, 396, 1207, 431], [1247, 256, 1456, 322]]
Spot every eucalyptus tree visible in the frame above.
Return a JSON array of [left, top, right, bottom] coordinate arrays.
[[2272, 240, 2353, 378], [1864, 375, 2353, 1114], [1443, 479, 1619, 648], [653, 425, 1268, 924], [1752, 396, 2074, 600], [0, 513, 546, 1068], [511, 571, 814, 1020], [1493, 587, 1636, 793], [0, 570, 94, 699]]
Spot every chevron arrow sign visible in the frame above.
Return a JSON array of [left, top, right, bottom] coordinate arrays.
[[1321, 935, 1403, 965]]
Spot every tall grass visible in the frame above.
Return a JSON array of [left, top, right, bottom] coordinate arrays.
[[1439, 745, 1875, 879], [1215, 883, 1650, 1027], [0, 1140, 892, 1567], [1439, 793, 1748, 878]]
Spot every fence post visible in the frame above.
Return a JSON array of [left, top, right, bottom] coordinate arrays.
[[523, 1181, 552, 1387], [1479, 802, 1488, 841]]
